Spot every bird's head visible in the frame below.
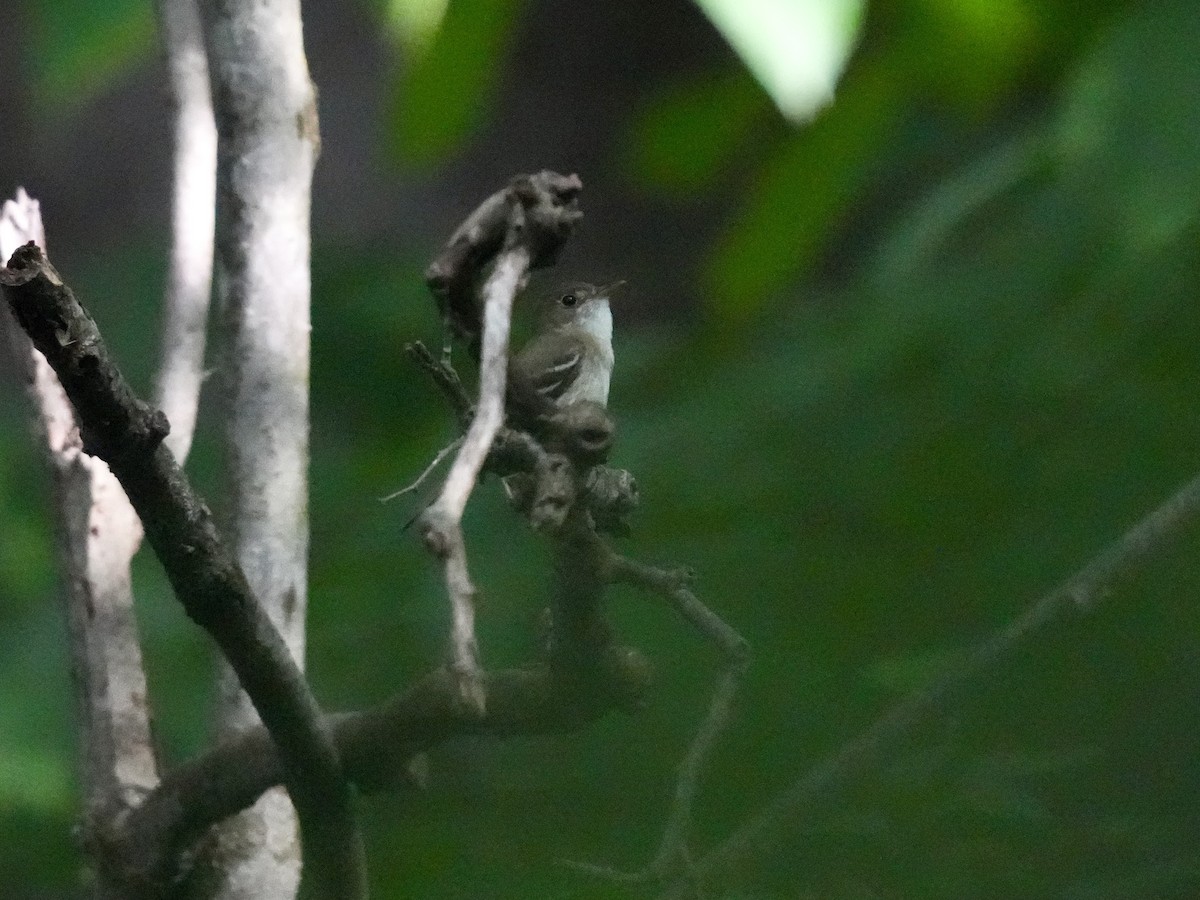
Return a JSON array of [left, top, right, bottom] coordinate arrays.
[[537, 281, 625, 333]]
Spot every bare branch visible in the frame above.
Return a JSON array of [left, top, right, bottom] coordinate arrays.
[[411, 332, 738, 887], [418, 172, 584, 712], [659, 469, 1200, 899], [1, 194, 159, 900], [425, 171, 582, 347], [113, 653, 652, 882], [611, 558, 748, 661], [100, 424, 653, 881], [0, 245, 361, 900], [567, 551, 750, 886], [420, 247, 530, 711], [153, 0, 217, 462]]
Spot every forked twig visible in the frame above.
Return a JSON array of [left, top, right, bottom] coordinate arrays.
[[566, 552, 749, 889], [410, 297, 746, 892], [415, 171, 745, 889], [1, 244, 360, 897]]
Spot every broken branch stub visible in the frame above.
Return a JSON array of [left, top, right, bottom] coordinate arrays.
[[417, 173, 583, 712], [425, 171, 582, 348]]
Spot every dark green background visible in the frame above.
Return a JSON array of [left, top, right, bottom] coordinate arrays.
[[2, 0, 1198, 896]]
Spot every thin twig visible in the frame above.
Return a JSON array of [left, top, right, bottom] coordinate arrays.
[[380, 436, 464, 502], [569, 553, 749, 886], [405, 340, 472, 424], [659, 469, 1200, 899]]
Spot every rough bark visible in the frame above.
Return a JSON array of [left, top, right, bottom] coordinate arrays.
[[1, 244, 361, 899], [195, 0, 368, 896], [1, 192, 159, 900]]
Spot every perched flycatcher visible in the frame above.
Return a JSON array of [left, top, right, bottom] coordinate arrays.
[[508, 282, 621, 424]]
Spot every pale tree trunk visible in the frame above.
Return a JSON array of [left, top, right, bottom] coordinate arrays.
[[196, 0, 321, 896], [0, 196, 162, 840], [1, 196, 156, 900], [0, 7, 215, 897], [154, 0, 217, 463], [0, 4, 217, 876]]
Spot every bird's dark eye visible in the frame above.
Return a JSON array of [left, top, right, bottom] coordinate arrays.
[[560, 293, 578, 308]]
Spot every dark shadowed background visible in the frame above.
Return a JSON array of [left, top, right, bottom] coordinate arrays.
[[2, 0, 1199, 896]]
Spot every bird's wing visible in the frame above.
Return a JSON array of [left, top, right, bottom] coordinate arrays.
[[512, 333, 584, 403]]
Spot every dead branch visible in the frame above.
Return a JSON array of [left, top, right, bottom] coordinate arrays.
[[425, 171, 582, 347], [0, 244, 358, 898], [116, 653, 651, 883], [417, 173, 583, 711], [419, 247, 530, 712], [1, 194, 160, 900], [409, 319, 746, 892]]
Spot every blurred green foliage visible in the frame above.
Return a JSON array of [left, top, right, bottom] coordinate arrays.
[[623, 67, 772, 196], [691, 0, 865, 122], [27, 0, 154, 109], [4, 0, 1200, 897], [383, 0, 528, 168], [383, 0, 453, 55]]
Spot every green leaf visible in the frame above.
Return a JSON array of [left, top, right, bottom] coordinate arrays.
[[384, 0, 452, 55], [703, 60, 902, 319], [624, 67, 772, 194], [692, 0, 866, 123], [902, 0, 1042, 110], [385, 0, 527, 168]]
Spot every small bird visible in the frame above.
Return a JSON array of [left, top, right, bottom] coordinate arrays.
[[508, 281, 621, 424], [385, 281, 621, 512]]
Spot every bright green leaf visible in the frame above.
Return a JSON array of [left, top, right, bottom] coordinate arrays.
[[692, 0, 866, 122], [385, 0, 452, 55], [907, 0, 1040, 110]]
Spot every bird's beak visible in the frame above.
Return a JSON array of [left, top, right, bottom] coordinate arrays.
[[598, 280, 627, 298]]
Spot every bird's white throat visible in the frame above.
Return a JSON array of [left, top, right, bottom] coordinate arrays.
[[560, 298, 613, 406], [574, 297, 613, 353]]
